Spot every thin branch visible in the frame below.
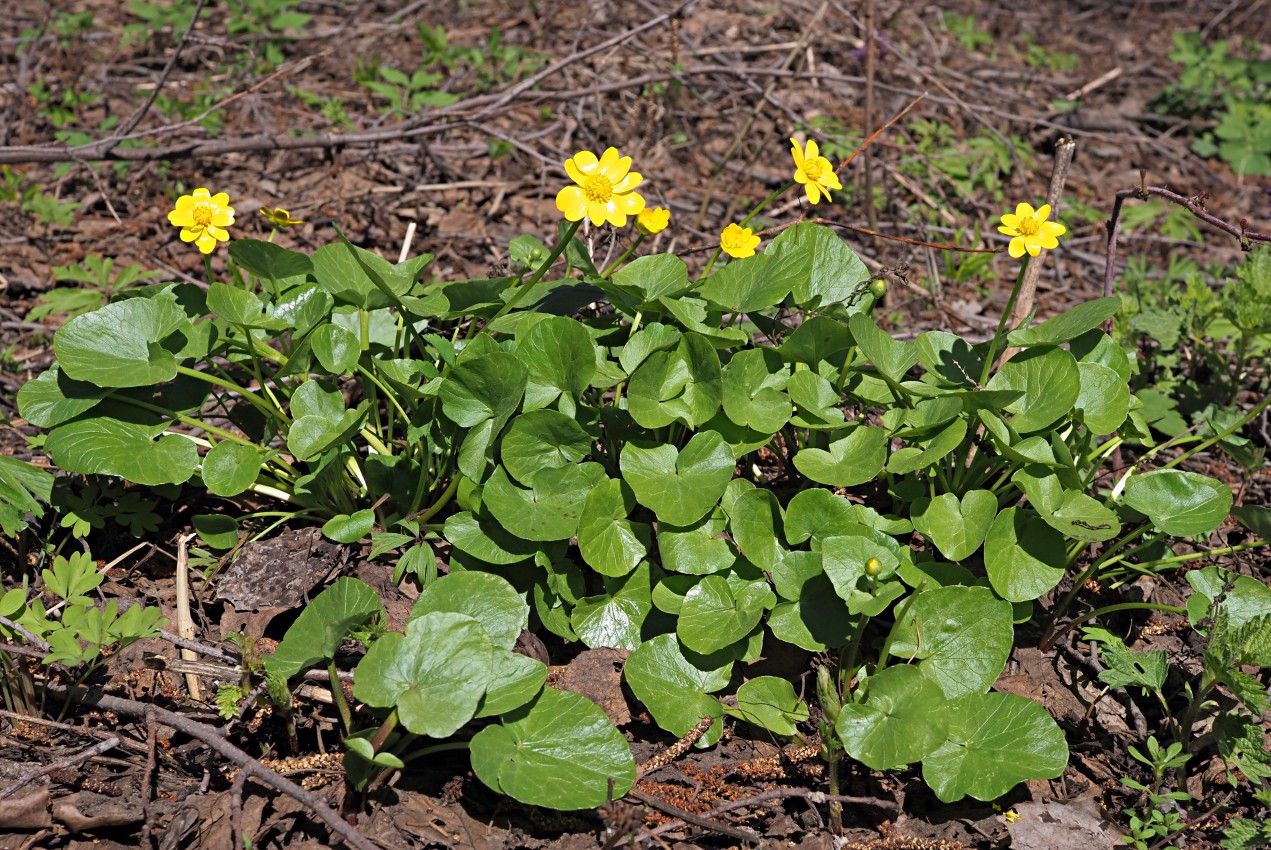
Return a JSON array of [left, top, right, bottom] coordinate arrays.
[[109, 0, 209, 144], [0, 736, 120, 799]]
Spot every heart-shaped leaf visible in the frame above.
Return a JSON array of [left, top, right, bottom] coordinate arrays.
[[624, 633, 728, 747], [658, 507, 736, 574], [721, 348, 791, 434], [700, 254, 791, 312], [986, 346, 1080, 433], [793, 425, 887, 487], [730, 676, 808, 736], [483, 463, 606, 542], [769, 222, 869, 310], [677, 574, 773, 655], [886, 585, 1012, 698], [626, 332, 722, 429], [45, 416, 198, 485], [983, 507, 1067, 602], [921, 692, 1068, 802], [1123, 469, 1233, 537], [849, 313, 919, 382], [516, 316, 595, 415], [409, 570, 529, 650], [353, 611, 494, 737], [470, 687, 635, 810], [912, 490, 997, 562], [499, 409, 593, 486], [571, 562, 652, 650], [578, 478, 651, 577], [621, 430, 735, 526], [268, 577, 383, 680], [53, 297, 186, 388], [836, 665, 949, 770]]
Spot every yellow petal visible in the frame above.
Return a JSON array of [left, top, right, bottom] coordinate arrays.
[[602, 154, 632, 184], [805, 139, 820, 160], [805, 183, 822, 204], [588, 201, 608, 227], [789, 139, 805, 168], [571, 150, 599, 174], [1008, 237, 1025, 258], [210, 193, 231, 208], [598, 147, 621, 172], [1014, 202, 1035, 220], [821, 170, 843, 191], [168, 210, 192, 227], [180, 226, 201, 243], [1026, 242, 1041, 257], [611, 171, 643, 193], [1033, 204, 1051, 223], [211, 209, 233, 227], [1044, 221, 1067, 238], [997, 225, 1017, 236], [555, 186, 587, 221], [615, 191, 646, 215], [196, 233, 217, 253], [192, 188, 211, 199], [564, 158, 587, 186]]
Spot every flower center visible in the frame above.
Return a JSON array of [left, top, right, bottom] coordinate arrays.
[[803, 160, 823, 181], [192, 202, 214, 227], [582, 174, 613, 204], [1017, 216, 1040, 237]]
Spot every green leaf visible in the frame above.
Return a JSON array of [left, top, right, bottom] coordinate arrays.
[[721, 348, 791, 433], [793, 425, 887, 487], [1123, 469, 1233, 537], [985, 346, 1080, 433], [207, 282, 287, 330], [444, 510, 551, 565], [193, 514, 239, 549], [201, 441, 262, 497], [837, 665, 950, 770], [821, 535, 905, 616], [267, 577, 383, 680], [45, 416, 198, 485], [770, 222, 869, 310], [915, 331, 985, 387], [849, 313, 919, 383], [921, 692, 1068, 802], [483, 463, 605, 542], [228, 238, 312, 281], [610, 253, 690, 302], [577, 478, 651, 577], [476, 650, 548, 717], [517, 316, 595, 414], [470, 687, 635, 810], [499, 409, 592, 486], [778, 315, 851, 368], [886, 585, 1012, 698], [700, 253, 791, 312], [730, 676, 808, 736], [912, 490, 997, 562], [322, 509, 375, 543], [767, 574, 856, 650], [784, 488, 858, 545], [624, 633, 727, 747], [786, 370, 845, 429], [273, 284, 334, 334], [16, 368, 109, 428], [983, 507, 1067, 602], [410, 570, 529, 650], [1012, 467, 1121, 543], [626, 332, 723, 429], [658, 507, 736, 574], [439, 352, 527, 428], [571, 561, 653, 651], [727, 488, 786, 571], [677, 574, 773, 655], [53, 297, 186, 387], [621, 430, 735, 526], [1006, 297, 1120, 346], [353, 611, 494, 737], [311, 323, 361, 375], [1074, 362, 1130, 435]]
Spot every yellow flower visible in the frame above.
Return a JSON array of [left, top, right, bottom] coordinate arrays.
[[556, 147, 646, 227], [1004, 809, 1021, 824], [636, 206, 670, 235], [997, 202, 1066, 258], [791, 137, 842, 204], [168, 188, 234, 254], [720, 223, 760, 258], [259, 207, 304, 227]]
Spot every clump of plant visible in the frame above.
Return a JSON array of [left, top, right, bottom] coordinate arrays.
[[13, 124, 1266, 819]]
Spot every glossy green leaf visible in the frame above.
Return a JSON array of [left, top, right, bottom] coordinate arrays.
[[201, 441, 262, 497], [621, 430, 735, 526], [610, 253, 690, 302], [207, 282, 287, 330], [470, 687, 635, 810], [444, 510, 550, 565], [410, 570, 529, 650], [821, 535, 904, 616], [730, 676, 808, 736], [886, 416, 969, 475], [837, 665, 949, 770], [439, 352, 527, 428], [793, 425, 887, 487], [311, 323, 361, 375], [626, 332, 722, 429], [1007, 297, 1120, 346], [912, 490, 997, 562], [273, 284, 333, 334], [778, 315, 851, 367], [577, 478, 650, 577], [986, 346, 1080, 433], [353, 611, 493, 737], [677, 574, 773, 655], [849, 314, 919, 382], [921, 692, 1068, 802], [786, 370, 845, 429], [499, 409, 593, 486], [727, 488, 786, 571], [322, 509, 374, 543], [700, 253, 791, 312], [229, 238, 312, 281], [45, 417, 197, 485], [624, 633, 727, 747], [721, 348, 791, 433], [1123, 469, 1233, 537], [767, 574, 856, 650], [483, 463, 606, 542], [658, 507, 736, 574], [983, 507, 1067, 602], [53, 297, 186, 387], [517, 316, 595, 414], [571, 561, 652, 650], [475, 650, 547, 717], [770, 222, 869, 310], [915, 331, 985, 388], [1013, 467, 1121, 543], [784, 488, 858, 545], [267, 577, 383, 680], [16, 368, 109, 428], [886, 585, 1012, 698], [1074, 362, 1130, 435]]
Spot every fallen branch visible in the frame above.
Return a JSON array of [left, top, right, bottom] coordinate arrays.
[[0, 736, 120, 799]]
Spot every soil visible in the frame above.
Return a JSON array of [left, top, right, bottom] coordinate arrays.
[[1, 1, 1269, 849]]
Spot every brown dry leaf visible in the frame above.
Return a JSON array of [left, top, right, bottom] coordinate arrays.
[[554, 648, 632, 726]]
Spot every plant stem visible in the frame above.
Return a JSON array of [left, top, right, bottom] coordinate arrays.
[[487, 219, 583, 327], [328, 660, 352, 733], [600, 233, 645, 278], [980, 256, 1030, 386]]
